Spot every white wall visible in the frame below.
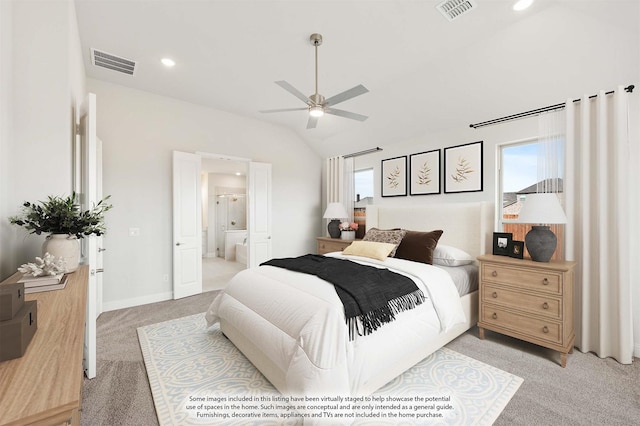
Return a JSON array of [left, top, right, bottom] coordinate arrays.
[[0, 0, 14, 278], [87, 79, 321, 311], [0, 0, 86, 280]]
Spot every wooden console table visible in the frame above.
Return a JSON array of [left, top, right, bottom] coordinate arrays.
[[0, 266, 88, 426]]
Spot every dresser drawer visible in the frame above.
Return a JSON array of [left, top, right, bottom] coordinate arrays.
[[482, 284, 561, 320], [482, 263, 561, 295], [317, 239, 351, 254], [481, 305, 562, 345]]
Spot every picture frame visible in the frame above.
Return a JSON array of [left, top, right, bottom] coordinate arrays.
[[381, 156, 407, 197], [493, 232, 512, 256], [409, 149, 441, 195], [444, 141, 483, 193], [509, 240, 525, 259]]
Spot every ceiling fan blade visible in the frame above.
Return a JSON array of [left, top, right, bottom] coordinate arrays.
[[260, 107, 308, 113], [325, 108, 368, 122], [306, 115, 319, 129], [324, 84, 369, 107], [275, 81, 312, 105]]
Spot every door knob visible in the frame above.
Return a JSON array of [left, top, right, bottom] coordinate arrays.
[[176, 242, 182, 246], [98, 248, 106, 252]]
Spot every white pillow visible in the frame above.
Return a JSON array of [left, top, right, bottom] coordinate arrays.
[[433, 245, 474, 266]]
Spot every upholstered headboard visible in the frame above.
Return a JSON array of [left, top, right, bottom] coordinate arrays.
[[366, 202, 494, 260]]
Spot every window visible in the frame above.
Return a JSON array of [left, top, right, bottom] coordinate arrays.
[[499, 140, 565, 260], [353, 168, 373, 238], [354, 168, 373, 202]]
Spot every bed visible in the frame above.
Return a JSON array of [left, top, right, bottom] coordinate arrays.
[[206, 202, 493, 396]]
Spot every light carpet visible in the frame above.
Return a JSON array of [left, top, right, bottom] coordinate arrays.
[[138, 313, 523, 425]]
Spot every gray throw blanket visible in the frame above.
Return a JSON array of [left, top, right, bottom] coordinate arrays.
[[261, 254, 425, 340]]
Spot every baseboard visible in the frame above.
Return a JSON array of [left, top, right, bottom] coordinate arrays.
[[102, 291, 173, 313]]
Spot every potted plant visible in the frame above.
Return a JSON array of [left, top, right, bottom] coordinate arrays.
[[9, 193, 112, 272], [339, 221, 358, 241]]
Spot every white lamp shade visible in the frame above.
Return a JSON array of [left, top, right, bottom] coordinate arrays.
[[517, 193, 567, 224], [323, 202, 348, 219]]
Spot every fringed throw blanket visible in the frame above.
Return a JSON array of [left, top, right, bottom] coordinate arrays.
[[261, 254, 425, 340]]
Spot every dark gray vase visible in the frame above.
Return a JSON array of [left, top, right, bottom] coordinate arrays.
[[327, 219, 341, 238], [525, 225, 557, 262]]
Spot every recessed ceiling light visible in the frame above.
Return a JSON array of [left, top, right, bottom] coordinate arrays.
[[513, 0, 534, 11], [161, 58, 175, 67]]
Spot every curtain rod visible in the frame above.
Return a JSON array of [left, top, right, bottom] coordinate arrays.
[[343, 147, 382, 158], [469, 84, 635, 129]]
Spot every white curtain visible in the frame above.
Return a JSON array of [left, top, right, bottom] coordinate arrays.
[[565, 86, 634, 364], [326, 156, 354, 222], [537, 110, 565, 194]]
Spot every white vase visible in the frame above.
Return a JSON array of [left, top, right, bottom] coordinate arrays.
[[340, 230, 356, 241], [42, 234, 80, 273]]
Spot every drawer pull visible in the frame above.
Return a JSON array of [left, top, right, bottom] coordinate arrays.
[[542, 278, 549, 285], [542, 302, 549, 309], [492, 292, 498, 298], [492, 270, 498, 277], [492, 313, 498, 319], [542, 326, 549, 333]]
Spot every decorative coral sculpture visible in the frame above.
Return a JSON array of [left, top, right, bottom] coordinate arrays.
[[18, 252, 66, 277]]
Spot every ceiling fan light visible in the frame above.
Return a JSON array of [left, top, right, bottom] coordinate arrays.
[[309, 105, 324, 117]]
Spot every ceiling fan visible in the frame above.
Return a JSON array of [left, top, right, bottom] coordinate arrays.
[[260, 33, 369, 129]]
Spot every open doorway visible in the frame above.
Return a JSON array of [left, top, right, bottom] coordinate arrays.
[[173, 151, 272, 299], [201, 157, 248, 292]]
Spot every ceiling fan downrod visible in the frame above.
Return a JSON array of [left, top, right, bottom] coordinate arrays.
[[310, 33, 323, 105]]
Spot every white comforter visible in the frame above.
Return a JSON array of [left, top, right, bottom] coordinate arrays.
[[205, 252, 466, 396]]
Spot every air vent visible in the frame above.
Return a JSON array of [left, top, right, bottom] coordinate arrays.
[[436, 0, 477, 21], [91, 48, 136, 75]]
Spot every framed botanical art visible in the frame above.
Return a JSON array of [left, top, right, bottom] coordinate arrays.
[[409, 149, 441, 195], [444, 141, 483, 193], [381, 156, 407, 197]]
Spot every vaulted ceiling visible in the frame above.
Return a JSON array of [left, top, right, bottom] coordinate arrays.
[[74, 0, 639, 158]]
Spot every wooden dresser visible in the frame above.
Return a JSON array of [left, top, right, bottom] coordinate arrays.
[[477, 254, 576, 367], [0, 266, 88, 426], [316, 237, 358, 255]]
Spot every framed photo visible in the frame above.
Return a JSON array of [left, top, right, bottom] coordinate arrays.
[[444, 141, 483, 193], [409, 149, 441, 195], [509, 240, 525, 259], [381, 156, 407, 197], [493, 232, 512, 256]]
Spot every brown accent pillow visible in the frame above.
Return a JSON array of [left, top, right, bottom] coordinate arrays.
[[395, 230, 444, 264], [362, 228, 406, 257]]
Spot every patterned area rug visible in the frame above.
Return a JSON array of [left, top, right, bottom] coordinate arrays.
[[138, 313, 522, 425]]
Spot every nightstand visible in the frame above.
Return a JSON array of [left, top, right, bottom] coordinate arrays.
[[316, 237, 358, 255], [477, 254, 576, 367]]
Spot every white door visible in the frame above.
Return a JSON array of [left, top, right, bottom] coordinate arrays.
[[96, 138, 104, 316], [80, 93, 98, 379], [248, 162, 272, 267], [172, 151, 202, 299]]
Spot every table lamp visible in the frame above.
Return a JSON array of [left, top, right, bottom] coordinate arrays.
[[323, 202, 348, 238], [517, 193, 567, 262]]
